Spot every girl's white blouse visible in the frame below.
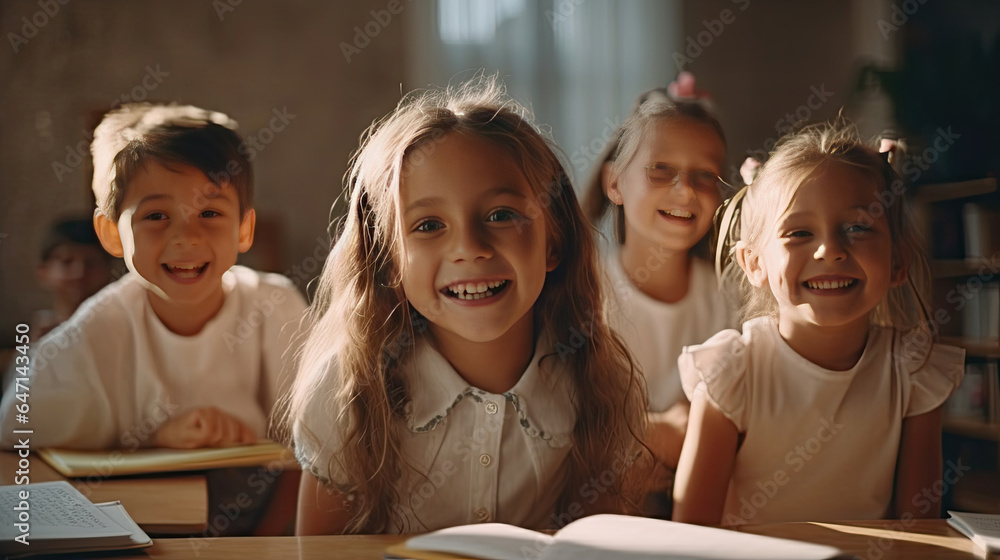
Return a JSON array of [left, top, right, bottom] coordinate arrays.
[[294, 334, 578, 532], [604, 253, 735, 412], [679, 316, 965, 525]]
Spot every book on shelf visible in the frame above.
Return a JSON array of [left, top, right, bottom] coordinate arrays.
[[947, 510, 1000, 554], [963, 282, 1000, 342], [39, 439, 296, 478], [0, 480, 152, 557], [930, 202, 966, 259], [988, 282, 1000, 342], [989, 361, 999, 424], [963, 202, 999, 261], [962, 203, 997, 260], [947, 363, 989, 421], [384, 514, 848, 560]]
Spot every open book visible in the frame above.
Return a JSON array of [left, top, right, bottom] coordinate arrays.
[[0, 481, 151, 557], [39, 440, 296, 477], [947, 510, 1000, 554], [385, 514, 848, 560]]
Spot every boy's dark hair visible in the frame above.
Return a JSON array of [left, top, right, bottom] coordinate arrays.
[[40, 217, 105, 261], [90, 103, 253, 220]]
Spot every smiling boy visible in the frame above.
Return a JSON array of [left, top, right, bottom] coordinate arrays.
[[0, 104, 306, 452]]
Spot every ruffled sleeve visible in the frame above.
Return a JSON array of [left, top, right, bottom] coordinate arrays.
[[678, 328, 750, 431], [292, 359, 351, 491], [895, 329, 966, 417]]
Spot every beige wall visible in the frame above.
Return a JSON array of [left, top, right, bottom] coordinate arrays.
[[680, 0, 891, 183], [0, 0, 408, 336]]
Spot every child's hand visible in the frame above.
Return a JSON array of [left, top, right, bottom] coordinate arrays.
[[152, 407, 258, 449]]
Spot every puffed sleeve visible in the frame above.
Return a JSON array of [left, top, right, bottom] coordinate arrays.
[[292, 358, 351, 491], [678, 328, 750, 431], [895, 328, 965, 417]]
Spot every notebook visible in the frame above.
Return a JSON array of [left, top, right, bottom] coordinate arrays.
[[0, 481, 152, 557], [385, 514, 849, 560], [947, 510, 1000, 554]]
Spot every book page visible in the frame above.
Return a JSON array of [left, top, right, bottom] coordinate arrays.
[[402, 515, 844, 560], [543, 515, 843, 560], [95, 502, 152, 547], [404, 522, 555, 560], [947, 511, 1000, 552], [0, 480, 131, 549]]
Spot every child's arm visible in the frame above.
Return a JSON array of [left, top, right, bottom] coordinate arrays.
[[296, 471, 354, 535], [646, 400, 689, 471], [253, 470, 301, 536], [152, 407, 257, 449], [892, 406, 943, 518], [672, 385, 738, 525]]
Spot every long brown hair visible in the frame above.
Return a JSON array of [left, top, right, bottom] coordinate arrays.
[[284, 75, 649, 533]]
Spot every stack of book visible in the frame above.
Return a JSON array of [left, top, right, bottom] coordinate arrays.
[[0, 481, 151, 557], [38, 439, 295, 477]]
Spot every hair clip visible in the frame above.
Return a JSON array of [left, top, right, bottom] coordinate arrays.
[[713, 185, 748, 285], [667, 71, 712, 101], [711, 156, 759, 282]]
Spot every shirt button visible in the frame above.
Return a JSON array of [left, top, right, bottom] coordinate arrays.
[[485, 402, 498, 414], [475, 507, 490, 521], [479, 453, 492, 467]]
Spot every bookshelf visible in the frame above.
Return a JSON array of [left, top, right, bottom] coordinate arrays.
[[917, 177, 1000, 514]]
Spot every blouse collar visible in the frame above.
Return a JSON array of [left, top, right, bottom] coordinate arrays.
[[402, 332, 576, 445]]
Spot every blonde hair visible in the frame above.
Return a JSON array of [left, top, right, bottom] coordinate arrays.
[[731, 119, 929, 330], [581, 89, 728, 254], [283, 76, 649, 533]]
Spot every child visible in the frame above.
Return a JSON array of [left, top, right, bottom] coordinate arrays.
[[582, 78, 736, 473], [33, 217, 115, 337], [287, 77, 649, 535], [0, 103, 307, 534], [672, 120, 965, 526]]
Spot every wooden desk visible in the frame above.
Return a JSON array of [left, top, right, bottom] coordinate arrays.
[[742, 519, 993, 559], [77, 519, 992, 559], [0, 451, 207, 534]]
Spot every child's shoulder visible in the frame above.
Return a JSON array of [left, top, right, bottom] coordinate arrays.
[[225, 264, 298, 292], [888, 326, 966, 417], [693, 316, 775, 350], [56, 273, 144, 330], [679, 317, 775, 376], [889, 326, 966, 377], [30, 275, 143, 365], [225, 265, 307, 307]]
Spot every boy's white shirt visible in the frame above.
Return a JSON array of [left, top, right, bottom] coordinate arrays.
[[0, 265, 307, 450], [294, 333, 578, 533], [679, 316, 965, 526], [603, 251, 736, 412]]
